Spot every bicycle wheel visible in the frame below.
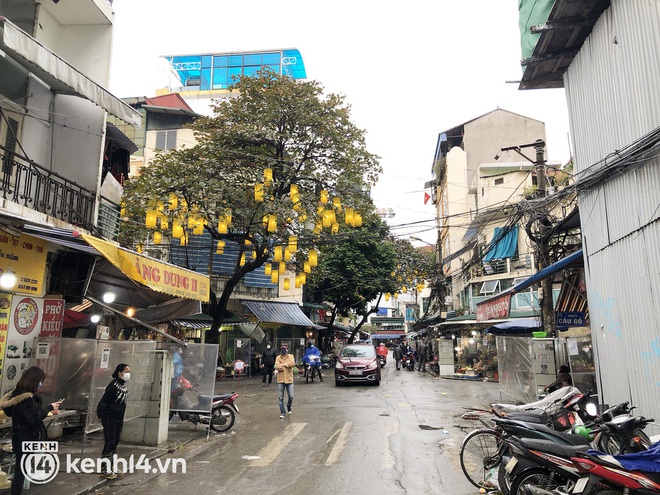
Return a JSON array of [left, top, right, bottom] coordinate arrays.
[[509, 467, 564, 495], [459, 428, 504, 489]]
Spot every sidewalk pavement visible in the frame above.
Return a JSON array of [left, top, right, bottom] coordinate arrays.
[[0, 375, 265, 495]]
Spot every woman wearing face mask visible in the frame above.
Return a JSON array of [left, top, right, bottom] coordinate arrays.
[[261, 342, 277, 387], [97, 363, 130, 479], [0, 366, 61, 495]]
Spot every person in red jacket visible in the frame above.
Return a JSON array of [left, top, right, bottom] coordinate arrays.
[[376, 343, 388, 364]]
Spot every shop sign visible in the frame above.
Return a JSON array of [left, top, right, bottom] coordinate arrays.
[[83, 234, 210, 302], [556, 311, 586, 327], [476, 292, 511, 322], [0, 233, 47, 296]]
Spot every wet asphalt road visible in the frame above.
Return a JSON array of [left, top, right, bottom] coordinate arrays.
[[98, 355, 502, 495]]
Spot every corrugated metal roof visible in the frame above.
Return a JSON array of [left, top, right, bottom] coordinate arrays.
[[242, 300, 316, 327]]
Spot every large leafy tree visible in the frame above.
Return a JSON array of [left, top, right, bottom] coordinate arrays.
[[308, 213, 398, 345], [121, 70, 381, 340]]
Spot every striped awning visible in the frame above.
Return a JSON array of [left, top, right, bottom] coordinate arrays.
[[242, 300, 316, 327], [170, 319, 212, 330]]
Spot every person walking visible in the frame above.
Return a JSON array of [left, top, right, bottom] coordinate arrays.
[[417, 340, 428, 372], [275, 344, 295, 419], [261, 342, 277, 386], [171, 347, 184, 392], [393, 344, 403, 370], [97, 363, 130, 479], [0, 366, 61, 495]]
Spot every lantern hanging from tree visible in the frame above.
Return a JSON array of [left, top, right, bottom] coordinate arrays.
[[153, 232, 162, 245], [264, 262, 272, 275], [283, 278, 290, 291], [273, 246, 283, 262], [308, 249, 318, 267], [172, 219, 184, 239], [145, 210, 157, 229], [271, 269, 279, 284], [216, 241, 225, 254]]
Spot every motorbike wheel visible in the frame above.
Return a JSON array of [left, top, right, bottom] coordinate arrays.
[[210, 405, 235, 433], [459, 428, 504, 490], [598, 431, 624, 455], [497, 463, 513, 495], [509, 467, 564, 495]]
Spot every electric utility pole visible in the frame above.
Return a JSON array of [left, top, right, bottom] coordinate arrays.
[[496, 139, 554, 335]]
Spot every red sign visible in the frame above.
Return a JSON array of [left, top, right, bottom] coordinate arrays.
[[476, 292, 511, 321], [41, 299, 64, 338]]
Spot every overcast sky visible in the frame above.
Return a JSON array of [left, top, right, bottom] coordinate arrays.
[[109, 0, 571, 245]]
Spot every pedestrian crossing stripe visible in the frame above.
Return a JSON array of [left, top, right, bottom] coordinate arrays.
[[249, 423, 307, 466]]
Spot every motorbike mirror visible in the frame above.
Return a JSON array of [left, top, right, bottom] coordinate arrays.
[[585, 402, 598, 417]]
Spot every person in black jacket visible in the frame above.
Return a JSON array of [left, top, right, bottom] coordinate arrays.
[[261, 343, 277, 386], [0, 366, 61, 495], [97, 363, 130, 479]]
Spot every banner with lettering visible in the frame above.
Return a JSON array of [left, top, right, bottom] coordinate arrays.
[[34, 300, 65, 395], [2, 296, 44, 394], [82, 234, 210, 302], [0, 293, 12, 388], [0, 233, 48, 296]]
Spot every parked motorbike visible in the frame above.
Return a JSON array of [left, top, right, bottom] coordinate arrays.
[[377, 355, 387, 368], [169, 376, 239, 432], [502, 414, 655, 495], [321, 353, 338, 369], [520, 440, 660, 495]]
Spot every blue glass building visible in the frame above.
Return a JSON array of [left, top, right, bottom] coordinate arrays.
[[164, 48, 306, 91]]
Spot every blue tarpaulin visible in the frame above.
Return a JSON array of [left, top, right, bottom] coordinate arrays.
[[485, 318, 542, 335], [483, 227, 518, 261]]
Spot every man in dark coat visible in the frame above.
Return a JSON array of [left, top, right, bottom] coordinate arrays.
[[393, 344, 403, 370], [261, 343, 277, 386]]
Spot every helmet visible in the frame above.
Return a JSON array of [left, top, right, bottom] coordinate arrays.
[[573, 425, 593, 440]]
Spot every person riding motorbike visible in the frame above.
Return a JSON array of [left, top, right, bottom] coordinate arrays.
[[303, 342, 323, 382], [376, 343, 388, 363]]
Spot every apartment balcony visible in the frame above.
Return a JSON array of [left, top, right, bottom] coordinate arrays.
[[467, 252, 535, 279], [469, 288, 559, 315], [0, 145, 118, 238]]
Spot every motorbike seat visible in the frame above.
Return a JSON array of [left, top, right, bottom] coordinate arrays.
[[494, 418, 589, 446], [519, 438, 589, 457], [197, 393, 232, 405], [505, 412, 548, 424]]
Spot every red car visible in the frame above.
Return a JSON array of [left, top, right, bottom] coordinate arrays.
[[334, 344, 381, 387]]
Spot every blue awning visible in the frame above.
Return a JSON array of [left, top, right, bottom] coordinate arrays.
[[371, 333, 405, 339], [483, 227, 519, 261], [242, 300, 317, 327], [511, 250, 584, 293]]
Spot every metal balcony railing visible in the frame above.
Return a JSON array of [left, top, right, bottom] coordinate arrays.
[[0, 144, 98, 231]]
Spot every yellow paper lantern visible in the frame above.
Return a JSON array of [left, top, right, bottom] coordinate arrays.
[[160, 217, 169, 230], [345, 207, 354, 225], [300, 272, 307, 285], [172, 219, 184, 239], [270, 270, 279, 284], [304, 262, 311, 274], [332, 197, 341, 210], [239, 253, 246, 266], [267, 215, 278, 233], [278, 261, 286, 274], [264, 263, 272, 275], [216, 241, 225, 254], [254, 183, 264, 202], [320, 189, 329, 204], [179, 234, 188, 247], [402, 286, 408, 293], [153, 232, 162, 245], [288, 236, 297, 251], [385, 293, 391, 301], [393, 292, 398, 299], [354, 212, 362, 227], [156, 201, 165, 212], [295, 274, 301, 288], [264, 168, 273, 185], [322, 210, 332, 228], [290, 184, 298, 195], [283, 278, 290, 291], [136, 244, 144, 254], [252, 250, 257, 260], [192, 219, 204, 235], [145, 210, 158, 229], [331, 222, 339, 234], [224, 212, 232, 225], [273, 246, 283, 262], [218, 221, 228, 234], [284, 247, 292, 261], [308, 249, 318, 267], [168, 193, 178, 210]]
